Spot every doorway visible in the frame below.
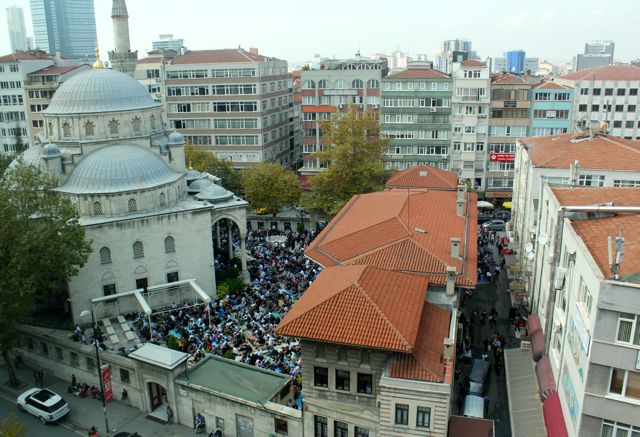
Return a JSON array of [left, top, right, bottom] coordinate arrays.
[[148, 382, 166, 411]]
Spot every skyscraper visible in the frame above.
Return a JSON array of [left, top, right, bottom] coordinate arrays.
[[573, 40, 614, 72], [30, 0, 97, 59], [434, 39, 477, 74], [108, 0, 137, 76], [6, 6, 30, 52], [506, 50, 526, 75]]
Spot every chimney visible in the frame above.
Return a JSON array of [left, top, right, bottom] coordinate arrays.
[[456, 184, 465, 202], [450, 237, 461, 258], [446, 265, 457, 296], [249, 48, 259, 55], [456, 199, 465, 217]]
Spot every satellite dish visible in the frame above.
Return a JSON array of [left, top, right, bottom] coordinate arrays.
[[527, 252, 535, 261], [538, 233, 549, 246], [525, 242, 533, 253]]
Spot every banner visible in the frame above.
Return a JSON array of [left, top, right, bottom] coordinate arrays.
[[101, 365, 113, 402], [489, 153, 515, 162]]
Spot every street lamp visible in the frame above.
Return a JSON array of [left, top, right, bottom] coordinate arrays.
[[80, 309, 110, 435]]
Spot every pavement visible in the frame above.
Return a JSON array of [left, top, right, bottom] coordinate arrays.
[[0, 363, 197, 436]]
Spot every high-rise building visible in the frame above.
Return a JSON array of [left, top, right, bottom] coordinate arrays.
[[152, 34, 186, 54], [573, 40, 614, 72], [434, 39, 477, 74], [30, 0, 97, 59], [6, 6, 30, 53], [506, 50, 526, 75], [108, 0, 137, 76]]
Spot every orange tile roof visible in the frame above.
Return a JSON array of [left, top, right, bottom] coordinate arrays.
[[386, 69, 450, 79], [171, 49, 276, 65], [388, 301, 451, 382], [559, 65, 640, 81], [461, 59, 486, 67], [137, 56, 169, 64], [0, 51, 52, 62], [523, 133, 640, 170], [385, 165, 458, 190], [28, 65, 84, 76], [491, 72, 530, 85], [276, 266, 429, 351], [551, 187, 640, 206], [533, 81, 572, 90], [571, 215, 640, 283], [305, 190, 477, 287]]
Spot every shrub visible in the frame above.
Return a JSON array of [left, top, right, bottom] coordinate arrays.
[[223, 349, 235, 360], [216, 278, 245, 299], [166, 335, 180, 351]]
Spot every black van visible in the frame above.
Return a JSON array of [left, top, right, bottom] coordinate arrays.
[[467, 359, 490, 396]]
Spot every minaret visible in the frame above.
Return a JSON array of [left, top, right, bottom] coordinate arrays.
[[108, 0, 137, 76]]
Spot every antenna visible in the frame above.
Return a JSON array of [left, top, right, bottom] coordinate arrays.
[[609, 230, 625, 279]]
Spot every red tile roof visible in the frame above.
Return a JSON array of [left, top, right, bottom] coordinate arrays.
[[491, 72, 530, 85], [461, 60, 486, 67], [386, 69, 450, 79], [523, 133, 640, 170], [385, 165, 458, 190], [533, 81, 572, 90], [305, 190, 477, 287], [28, 65, 85, 76], [571, 215, 640, 283], [276, 266, 429, 351], [137, 57, 169, 64], [551, 187, 640, 206], [559, 65, 640, 81], [388, 301, 451, 382], [171, 49, 276, 65], [0, 51, 52, 62]]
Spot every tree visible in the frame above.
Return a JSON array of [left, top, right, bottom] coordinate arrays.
[[0, 162, 91, 386], [184, 146, 243, 193], [0, 154, 13, 174], [303, 107, 390, 216], [0, 413, 26, 437], [13, 126, 25, 154], [243, 163, 300, 216]]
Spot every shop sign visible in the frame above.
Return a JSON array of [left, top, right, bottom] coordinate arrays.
[[101, 365, 113, 402], [489, 153, 515, 162]]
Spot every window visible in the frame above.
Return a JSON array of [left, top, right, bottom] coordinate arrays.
[[334, 79, 347, 89], [316, 344, 326, 359], [605, 88, 614, 96], [159, 193, 166, 207], [335, 369, 350, 391], [70, 352, 79, 367], [593, 88, 601, 95], [627, 121, 635, 128], [628, 105, 636, 112], [577, 278, 593, 315], [592, 104, 600, 112], [615, 105, 624, 112], [395, 404, 409, 425], [609, 368, 640, 400], [164, 236, 176, 253], [578, 104, 587, 112], [355, 427, 369, 437], [578, 175, 605, 187], [416, 407, 431, 428], [93, 201, 103, 215], [132, 117, 142, 134], [99, 247, 112, 264], [317, 79, 329, 89], [357, 373, 372, 394], [352, 79, 364, 89], [120, 368, 130, 383], [631, 89, 639, 96], [314, 416, 328, 437], [613, 121, 622, 128], [166, 271, 179, 283], [216, 417, 225, 430], [136, 277, 148, 291], [337, 347, 348, 362], [103, 283, 116, 296], [128, 198, 137, 213], [614, 179, 640, 187], [275, 418, 288, 435], [334, 421, 348, 437], [360, 350, 370, 365], [314, 366, 328, 387], [108, 119, 119, 135], [616, 313, 640, 345], [367, 79, 379, 89], [150, 115, 156, 129], [62, 122, 71, 137], [86, 357, 95, 371], [133, 241, 144, 258], [84, 121, 95, 136], [601, 420, 640, 437], [55, 347, 63, 360]]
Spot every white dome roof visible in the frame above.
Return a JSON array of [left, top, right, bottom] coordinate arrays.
[[58, 145, 182, 194], [44, 68, 160, 115]]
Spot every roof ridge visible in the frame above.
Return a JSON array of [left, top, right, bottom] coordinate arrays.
[[601, 136, 640, 155], [238, 49, 254, 62]]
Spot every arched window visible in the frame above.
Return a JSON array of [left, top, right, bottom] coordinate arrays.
[[132, 241, 144, 258], [62, 122, 71, 137], [352, 79, 364, 89], [317, 79, 329, 89], [99, 247, 112, 264], [150, 115, 157, 130], [84, 121, 95, 137], [128, 198, 137, 213], [92, 201, 103, 215], [159, 192, 166, 207], [334, 79, 347, 89], [132, 116, 142, 134], [367, 79, 380, 89], [108, 119, 119, 136], [164, 236, 176, 253], [47, 122, 53, 136], [302, 80, 316, 89]]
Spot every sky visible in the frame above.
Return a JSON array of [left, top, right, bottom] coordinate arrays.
[[0, 0, 638, 66]]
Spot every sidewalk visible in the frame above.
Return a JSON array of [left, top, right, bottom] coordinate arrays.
[[0, 363, 196, 436]]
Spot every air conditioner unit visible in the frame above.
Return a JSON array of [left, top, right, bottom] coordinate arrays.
[[441, 154, 448, 159], [372, 104, 379, 109], [554, 267, 567, 290], [357, 104, 363, 109], [430, 107, 437, 112], [155, 78, 161, 83], [338, 104, 344, 109]]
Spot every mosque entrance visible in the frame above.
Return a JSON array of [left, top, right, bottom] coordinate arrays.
[[148, 382, 166, 410], [212, 217, 248, 283]]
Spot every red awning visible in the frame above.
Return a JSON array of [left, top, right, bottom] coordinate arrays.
[[530, 330, 545, 362], [535, 356, 557, 401], [302, 105, 337, 113], [543, 393, 569, 437], [527, 314, 542, 336]]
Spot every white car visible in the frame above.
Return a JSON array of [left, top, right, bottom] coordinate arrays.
[[17, 388, 70, 424]]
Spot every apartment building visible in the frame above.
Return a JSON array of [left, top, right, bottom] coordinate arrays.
[[530, 82, 574, 137], [159, 48, 295, 168], [299, 57, 386, 179], [450, 59, 491, 191], [380, 66, 452, 171], [485, 72, 532, 199], [555, 65, 640, 140], [134, 52, 175, 109], [573, 41, 615, 72]]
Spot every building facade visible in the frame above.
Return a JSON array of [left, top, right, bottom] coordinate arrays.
[[450, 59, 491, 191], [530, 82, 574, 136], [573, 41, 615, 72], [506, 50, 526, 75], [30, 0, 97, 60], [381, 66, 452, 171], [152, 34, 185, 54], [6, 6, 30, 53], [555, 65, 640, 140], [434, 39, 477, 74]]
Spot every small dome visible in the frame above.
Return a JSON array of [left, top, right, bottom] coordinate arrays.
[[187, 178, 211, 193], [58, 145, 182, 194], [43, 142, 61, 157], [167, 131, 185, 146], [186, 169, 202, 181], [194, 184, 234, 203], [44, 68, 160, 115]]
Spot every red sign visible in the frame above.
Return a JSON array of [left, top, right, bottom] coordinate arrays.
[[489, 153, 515, 162], [101, 365, 113, 402]]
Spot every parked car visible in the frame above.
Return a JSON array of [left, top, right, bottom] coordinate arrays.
[[477, 213, 494, 224], [467, 359, 491, 395], [17, 388, 70, 424], [482, 219, 505, 231], [463, 394, 485, 418], [493, 210, 511, 221]]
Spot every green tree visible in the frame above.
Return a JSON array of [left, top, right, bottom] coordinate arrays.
[[13, 126, 25, 154], [243, 163, 300, 216], [0, 162, 91, 386], [0, 154, 13, 174], [185, 146, 243, 193], [0, 412, 26, 437], [303, 107, 390, 216]]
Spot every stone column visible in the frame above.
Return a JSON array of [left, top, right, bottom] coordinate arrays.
[[227, 219, 233, 260], [216, 221, 221, 250]]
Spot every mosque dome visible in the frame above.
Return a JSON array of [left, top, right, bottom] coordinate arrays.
[[194, 184, 235, 203], [58, 145, 182, 194], [44, 68, 159, 115], [9, 145, 43, 170], [187, 178, 212, 194], [42, 142, 61, 157], [167, 131, 185, 146]]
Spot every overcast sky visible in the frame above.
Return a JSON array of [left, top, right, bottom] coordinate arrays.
[[1, 0, 638, 65]]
